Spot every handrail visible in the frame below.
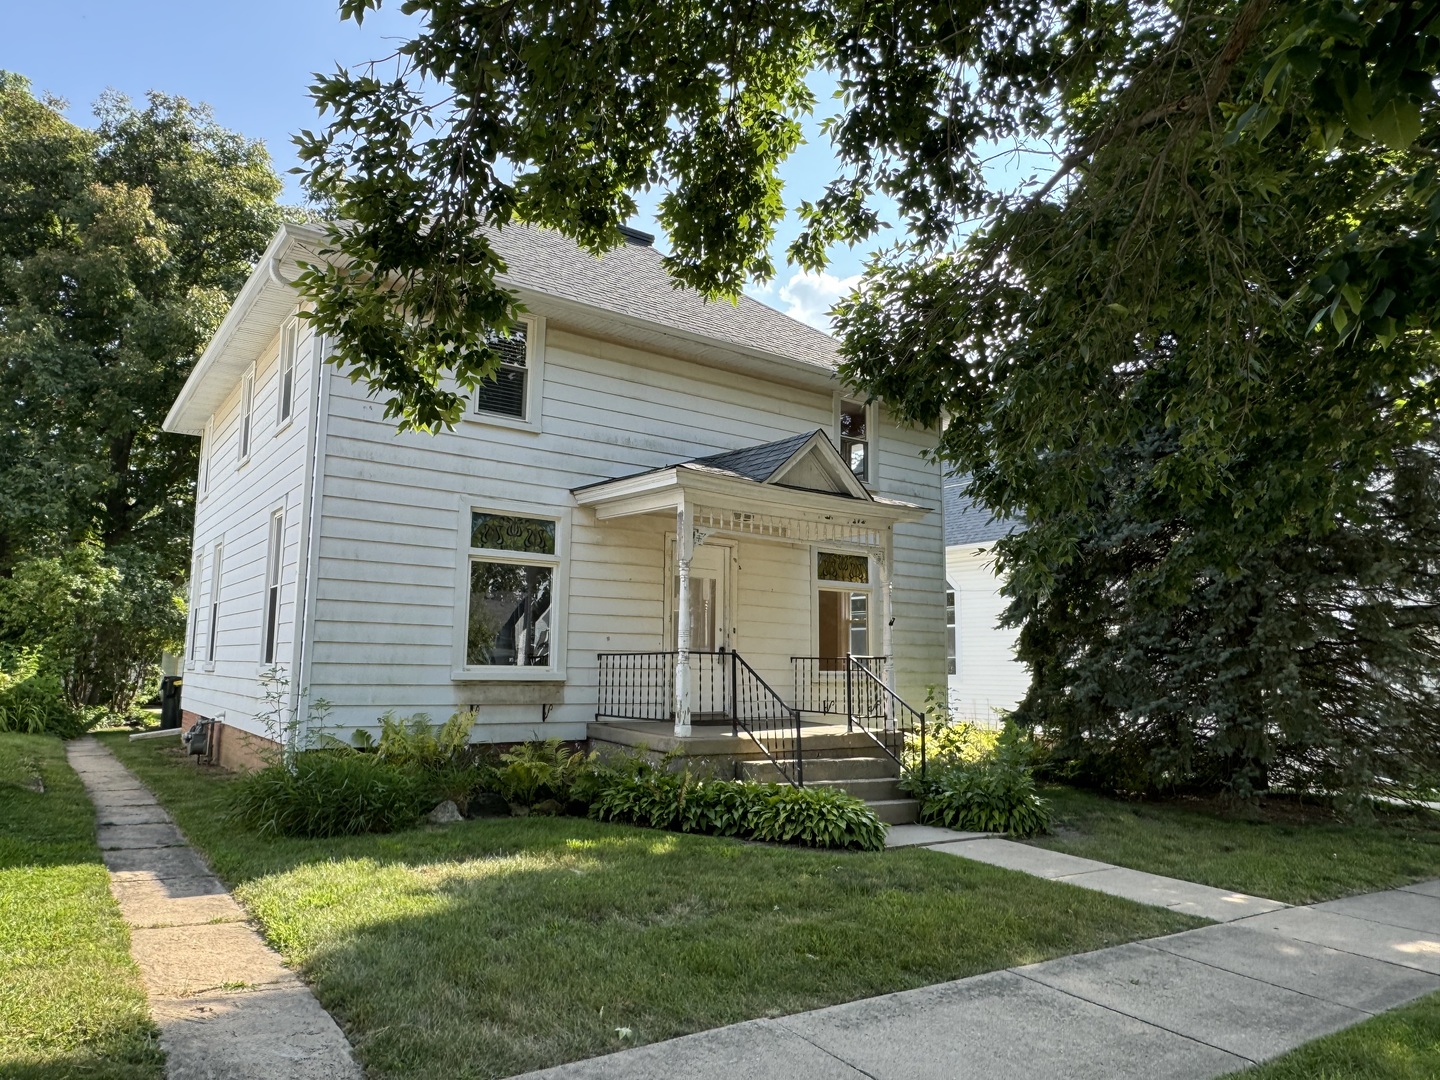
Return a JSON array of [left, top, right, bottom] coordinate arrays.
[[790, 655, 885, 721], [731, 651, 804, 787], [846, 658, 926, 782]]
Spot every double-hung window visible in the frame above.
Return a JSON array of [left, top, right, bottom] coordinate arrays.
[[839, 398, 871, 482], [200, 418, 213, 497], [261, 511, 284, 665], [473, 318, 539, 424], [205, 543, 223, 665], [238, 366, 255, 463], [946, 587, 958, 675], [276, 318, 298, 426], [187, 552, 203, 667], [464, 511, 558, 671]]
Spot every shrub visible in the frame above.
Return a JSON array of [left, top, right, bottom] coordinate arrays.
[[492, 739, 593, 809], [0, 648, 88, 738], [229, 751, 429, 838], [589, 764, 886, 851], [903, 712, 1052, 836], [0, 543, 183, 715]]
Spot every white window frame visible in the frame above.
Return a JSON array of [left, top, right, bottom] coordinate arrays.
[[204, 542, 223, 670], [811, 546, 875, 658], [275, 317, 299, 429], [452, 496, 567, 681], [945, 583, 958, 676], [261, 508, 285, 666], [237, 365, 256, 466], [465, 315, 545, 433], [186, 551, 203, 670], [200, 417, 214, 499], [834, 394, 877, 486]]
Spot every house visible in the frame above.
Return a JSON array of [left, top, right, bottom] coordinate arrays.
[[164, 222, 948, 794], [942, 475, 1029, 724]]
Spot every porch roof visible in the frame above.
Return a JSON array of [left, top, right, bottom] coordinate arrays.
[[573, 430, 930, 545]]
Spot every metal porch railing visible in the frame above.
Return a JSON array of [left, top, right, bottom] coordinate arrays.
[[596, 650, 803, 786]]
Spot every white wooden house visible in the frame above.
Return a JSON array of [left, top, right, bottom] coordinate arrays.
[[165, 222, 948, 777], [943, 475, 1030, 724]]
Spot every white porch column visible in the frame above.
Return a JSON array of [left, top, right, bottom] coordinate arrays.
[[674, 502, 694, 737], [878, 530, 896, 730]]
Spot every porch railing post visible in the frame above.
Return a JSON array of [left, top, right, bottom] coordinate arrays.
[[730, 649, 738, 737], [877, 533, 897, 733], [844, 656, 854, 733]]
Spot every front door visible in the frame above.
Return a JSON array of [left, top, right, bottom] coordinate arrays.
[[671, 542, 732, 649]]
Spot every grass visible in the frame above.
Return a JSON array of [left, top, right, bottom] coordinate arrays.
[[1226, 990, 1440, 1078], [102, 734, 1203, 1080], [1031, 785, 1440, 905], [0, 734, 162, 1079]]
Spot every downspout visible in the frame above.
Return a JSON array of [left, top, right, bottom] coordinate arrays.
[[289, 333, 332, 747]]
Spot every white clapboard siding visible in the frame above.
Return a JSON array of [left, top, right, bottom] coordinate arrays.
[[180, 318, 317, 729], [296, 314, 946, 739], [945, 543, 1030, 725]]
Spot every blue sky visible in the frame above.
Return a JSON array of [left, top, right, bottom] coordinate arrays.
[[1, 1, 1041, 328]]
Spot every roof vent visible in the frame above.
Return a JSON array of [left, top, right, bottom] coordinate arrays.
[[618, 224, 655, 247]]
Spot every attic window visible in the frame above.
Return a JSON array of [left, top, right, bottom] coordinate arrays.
[[474, 322, 529, 420]]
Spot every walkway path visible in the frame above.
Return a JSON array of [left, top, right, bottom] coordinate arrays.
[[512, 826, 1440, 1079], [886, 824, 1289, 922], [65, 736, 360, 1080]]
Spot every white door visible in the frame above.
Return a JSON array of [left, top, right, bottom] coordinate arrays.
[[674, 543, 731, 651], [671, 542, 732, 718]]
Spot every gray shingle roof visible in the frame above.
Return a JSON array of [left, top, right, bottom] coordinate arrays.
[[485, 224, 841, 369], [689, 431, 820, 482], [944, 475, 1015, 545]]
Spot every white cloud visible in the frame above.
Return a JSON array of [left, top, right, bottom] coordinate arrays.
[[772, 269, 861, 332]]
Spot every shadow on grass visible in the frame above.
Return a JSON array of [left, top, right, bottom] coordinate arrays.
[[101, 733, 1207, 1080]]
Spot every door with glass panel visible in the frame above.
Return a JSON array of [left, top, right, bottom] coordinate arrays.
[[670, 542, 732, 719]]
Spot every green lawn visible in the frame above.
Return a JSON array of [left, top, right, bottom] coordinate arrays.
[[102, 734, 1203, 1080], [1226, 990, 1440, 1079], [0, 735, 162, 1079], [1032, 785, 1440, 905]]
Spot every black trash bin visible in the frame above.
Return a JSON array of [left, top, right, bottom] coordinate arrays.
[[160, 675, 183, 730]]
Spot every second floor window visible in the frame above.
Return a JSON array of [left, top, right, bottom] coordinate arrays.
[[474, 322, 529, 420], [238, 368, 255, 462], [840, 399, 870, 482], [277, 318, 297, 425]]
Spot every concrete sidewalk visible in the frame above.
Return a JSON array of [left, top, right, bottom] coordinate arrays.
[[66, 737, 360, 1080], [886, 824, 1288, 922], [511, 837, 1440, 1079]]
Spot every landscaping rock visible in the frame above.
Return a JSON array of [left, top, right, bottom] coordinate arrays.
[[428, 800, 463, 825]]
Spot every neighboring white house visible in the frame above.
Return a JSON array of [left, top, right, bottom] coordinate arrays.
[[943, 476, 1029, 724], [165, 222, 948, 764]]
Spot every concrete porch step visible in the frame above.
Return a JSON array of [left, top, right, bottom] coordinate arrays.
[[809, 777, 907, 802], [868, 798, 921, 825], [739, 755, 899, 784]]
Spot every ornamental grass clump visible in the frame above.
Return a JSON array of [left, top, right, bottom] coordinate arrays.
[[588, 761, 887, 851], [229, 750, 430, 838]]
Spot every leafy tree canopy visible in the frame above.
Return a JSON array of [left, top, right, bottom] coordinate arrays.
[[302, 1, 1440, 801], [0, 72, 284, 578]]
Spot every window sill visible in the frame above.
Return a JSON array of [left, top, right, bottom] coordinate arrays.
[[451, 668, 565, 683], [273, 418, 294, 438], [203, 662, 216, 673], [236, 455, 252, 472], [463, 411, 542, 435]]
